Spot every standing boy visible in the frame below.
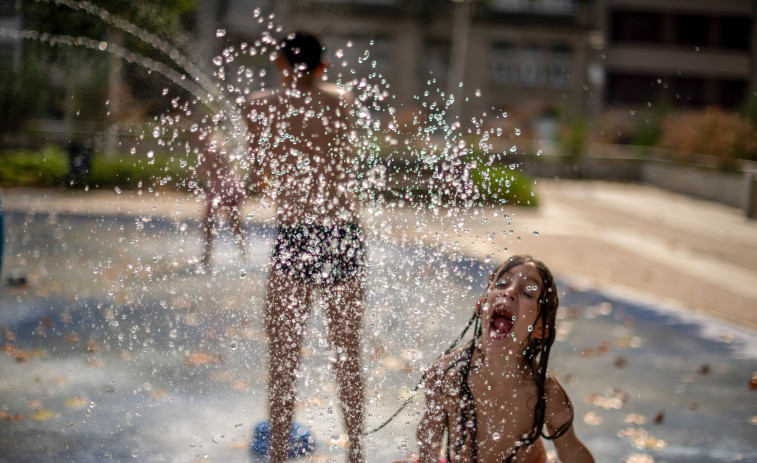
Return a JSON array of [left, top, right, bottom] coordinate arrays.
[[245, 32, 365, 463]]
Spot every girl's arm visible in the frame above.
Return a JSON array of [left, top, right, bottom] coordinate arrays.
[[416, 366, 447, 463], [551, 426, 595, 463], [545, 377, 595, 463]]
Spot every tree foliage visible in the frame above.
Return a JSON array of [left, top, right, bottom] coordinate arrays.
[[15, 0, 198, 122]]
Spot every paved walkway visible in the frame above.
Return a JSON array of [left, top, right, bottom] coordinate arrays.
[[5, 179, 757, 330]]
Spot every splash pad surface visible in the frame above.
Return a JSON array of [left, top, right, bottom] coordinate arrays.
[[0, 204, 755, 463]]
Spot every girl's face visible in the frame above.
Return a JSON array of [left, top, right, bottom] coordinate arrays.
[[480, 262, 544, 353]]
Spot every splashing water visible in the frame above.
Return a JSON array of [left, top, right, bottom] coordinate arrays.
[[2, 4, 755, 463]]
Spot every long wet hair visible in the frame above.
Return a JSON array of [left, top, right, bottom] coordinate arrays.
[[449, 255, 572, 462]]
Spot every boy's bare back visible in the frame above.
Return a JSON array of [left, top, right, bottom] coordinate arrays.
[[246, 83, 358, 225]]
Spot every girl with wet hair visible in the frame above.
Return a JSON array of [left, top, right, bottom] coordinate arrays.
[[414, 255, 594, 463]]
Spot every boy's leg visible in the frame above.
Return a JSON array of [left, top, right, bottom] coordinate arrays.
[[202, 201, 217, 269], [265, 269, 312, 463], [323, 278, 365, 463], [228, 201, 248, 256]]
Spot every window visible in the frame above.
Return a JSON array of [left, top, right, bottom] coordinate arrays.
[[607, 73, 657, 105], [719, 79, 747, 108], [547, 45, 572, 87], [490, 42, 516, 84], [423, 40, 450, 79], [519, 46, 541, 86], [611, 11, 662, 44], [675, 15, 709, 47], [722, 17, 751, 50], [489, 0, 577, 16], [671, 77, 705, 106], [0, 0, 17, 18]]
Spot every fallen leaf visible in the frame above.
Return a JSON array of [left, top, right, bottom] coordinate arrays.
[[624, 454, 654, 463], [0, 411, 25, 422], [624, 414, 647, 425], [583, 411, 603, 426], [231, 380, 250, 391], [85, 341, 101, 353], [87, 358, 105, 369], [186, 350, 224, 367], [29, 409, 56, 421], [2, 329, 16, 342], [26, 400, 42, 409], [328, 434, 349, 448], [380, 356, 403, 370], [1, 344, 29, 362], [229, 439, 250, 450], [64, 397, 88, 408], [208, 370, 234, 382]]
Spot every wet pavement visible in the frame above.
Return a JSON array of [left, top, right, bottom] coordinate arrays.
[[1, 183, 756, 462]]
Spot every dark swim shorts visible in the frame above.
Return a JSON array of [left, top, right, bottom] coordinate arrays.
[[271, 222, 366, 285]]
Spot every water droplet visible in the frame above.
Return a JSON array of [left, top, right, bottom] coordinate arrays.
[[216, 29, 226, 38], [533, 231, 540, 236], [515, 128, 521, 136]]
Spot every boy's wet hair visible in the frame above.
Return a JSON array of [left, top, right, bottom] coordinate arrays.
[[279, 31, 323, 73]]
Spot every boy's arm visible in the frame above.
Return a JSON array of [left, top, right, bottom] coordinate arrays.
[[416, 367, 446, 463]]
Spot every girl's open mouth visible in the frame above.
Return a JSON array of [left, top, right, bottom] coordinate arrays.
[[488, 305, 514, 339]]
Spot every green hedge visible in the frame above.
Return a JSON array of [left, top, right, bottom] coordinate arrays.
[[0, 146, 190, 189], [0, 146, 68, 187], [88, 153, 188, 190], [471, 165, 538, 207], [1, 146, 538, 207]]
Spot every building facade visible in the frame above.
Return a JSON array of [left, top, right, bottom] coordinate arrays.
[[598, 0, 757, 111], [221, 0, 594, 126]]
